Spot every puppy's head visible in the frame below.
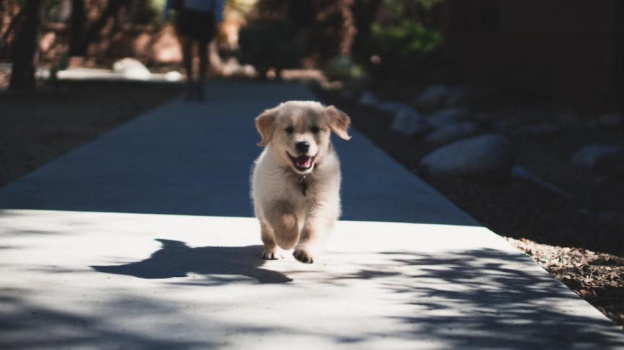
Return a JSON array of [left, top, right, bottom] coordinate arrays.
[[256, 101, 351, 175]]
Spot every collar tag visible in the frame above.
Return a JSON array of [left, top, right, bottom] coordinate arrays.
[[296, 175, 308, 197]]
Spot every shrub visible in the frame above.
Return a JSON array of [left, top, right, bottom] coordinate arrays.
[[368, 19, 443, 80]]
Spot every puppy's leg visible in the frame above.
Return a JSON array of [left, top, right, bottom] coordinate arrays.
[[293, 215, 335, 264], [264, 201, 301, 250], [260, 220, 283, 260]]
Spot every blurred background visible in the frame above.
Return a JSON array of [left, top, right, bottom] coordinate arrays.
[[0, 0, 623, 327], [1, 0, 621, 111]]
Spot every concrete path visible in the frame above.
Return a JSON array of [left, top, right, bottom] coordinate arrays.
[[0, 81, 622, 349]]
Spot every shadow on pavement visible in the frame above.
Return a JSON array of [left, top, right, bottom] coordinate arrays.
[[369, 248, 624, 348], [91, 239, 292, 284], [0, 290, 222, 349], [3, 247, 622, 349]]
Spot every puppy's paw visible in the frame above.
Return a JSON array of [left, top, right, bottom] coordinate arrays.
[[262, 249, 284, 260], [293, 248, 315, 264]]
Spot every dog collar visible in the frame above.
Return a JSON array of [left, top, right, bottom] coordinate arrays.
[[296, 175, 308, 197]]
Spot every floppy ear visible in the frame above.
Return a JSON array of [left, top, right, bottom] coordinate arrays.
[[325, 105, 351, 140], [255, 106, 279, 147]]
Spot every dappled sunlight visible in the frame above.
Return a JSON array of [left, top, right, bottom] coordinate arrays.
[[1, 209, 622, 348]]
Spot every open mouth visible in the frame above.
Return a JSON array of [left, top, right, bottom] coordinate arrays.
[[287, 153, 316, 172]]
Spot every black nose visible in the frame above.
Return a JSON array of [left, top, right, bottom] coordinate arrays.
[[295, 141, 310, 154]]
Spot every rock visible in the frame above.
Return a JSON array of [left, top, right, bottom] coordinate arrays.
[[165, 71, 183, 81], [572, 145, 623, 169], [510, 166, 568, 196], [427, 108, 470, 129], [416, 84, 451, 107], [391, 107, 424, 136], [420, 134, 514, 180], [598, 113, 623, 128], [425, 121, 481, 145], [112, 58, 151, 80], [358, 91, 379, 107], [376, 101, 407, 114], [446, 85, 469, 107], [416, 84, 470, 108]]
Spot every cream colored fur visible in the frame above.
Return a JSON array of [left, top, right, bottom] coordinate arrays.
[[251, 101, 351, 263]]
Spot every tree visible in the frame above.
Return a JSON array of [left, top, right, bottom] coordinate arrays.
[[9, 0, 43, 91], [352, 0, 381, 61], [68, 0, 129, 57]]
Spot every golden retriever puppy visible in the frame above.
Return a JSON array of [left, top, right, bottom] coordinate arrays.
[[251, 101, 351, 263]]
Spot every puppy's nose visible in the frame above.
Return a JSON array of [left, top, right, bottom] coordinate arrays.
[[295, 141, 310, 154]]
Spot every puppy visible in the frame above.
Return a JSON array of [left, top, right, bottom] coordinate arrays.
[[251, 101, 351, 264]]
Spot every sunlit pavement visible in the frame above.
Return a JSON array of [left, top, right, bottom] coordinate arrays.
[[1, 81, 622, 349]]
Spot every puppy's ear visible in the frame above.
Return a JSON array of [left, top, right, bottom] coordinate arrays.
[[255, 106, 279, 147], [325, 105, 352, 140]]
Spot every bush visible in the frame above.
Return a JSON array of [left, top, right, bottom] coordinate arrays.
[[238, 18, 305, 77], [368, 19, 443, 81], [323, 55, 366, 82]]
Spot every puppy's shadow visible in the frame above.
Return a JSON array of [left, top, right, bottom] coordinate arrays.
[[91, 239, 292, 284]]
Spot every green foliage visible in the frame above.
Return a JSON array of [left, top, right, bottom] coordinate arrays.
[[366, 1, 444, 81], [324, 55, 366, 82], [151, 0, 167, 20], [371, 20, 442, 58]]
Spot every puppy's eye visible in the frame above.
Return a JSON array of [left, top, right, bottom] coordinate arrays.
[[311, 126, 320, 134], [285, 126, 294, 134]]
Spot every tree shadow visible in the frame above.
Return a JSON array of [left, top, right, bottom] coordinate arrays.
[[91, 239, 292, 284], [0, 290, 214, 349], [350, 248, 624, 349]]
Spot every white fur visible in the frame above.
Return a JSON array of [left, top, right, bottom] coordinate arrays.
[[251, 101, 350, 263]]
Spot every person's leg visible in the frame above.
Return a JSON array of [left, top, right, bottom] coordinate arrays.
[[181, 36, 194, 101], [197, 38, 209, 102]]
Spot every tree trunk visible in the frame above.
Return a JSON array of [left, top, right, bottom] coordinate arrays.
[[9, 0, 43, 92], [68, 0, 85, 56], [352, 0, 381, 62], [69, 0, 124, 56]]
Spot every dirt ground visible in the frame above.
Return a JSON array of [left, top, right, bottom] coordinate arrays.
[[315, 86, 623, 328], [0, 78, 621, 329]]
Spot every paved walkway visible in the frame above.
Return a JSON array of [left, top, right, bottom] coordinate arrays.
[[0, 81, 622, 349]]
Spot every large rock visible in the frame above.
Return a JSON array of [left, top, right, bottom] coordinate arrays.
[[427, 108, 470, 129], [420, 134, 514, 180], [416, 84, 468, 108], [391, 107, 425, 136], [113, 58, 151, 80], [376, 101, 407, 114], [358, 91, 379, 107], [415, 84, 451, 107], [425, 121, 481, 145], [598, 113, 623, 128], [572, 145, 623, 169]]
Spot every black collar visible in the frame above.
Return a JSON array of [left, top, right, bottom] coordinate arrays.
[[295, 175, 308, 197]]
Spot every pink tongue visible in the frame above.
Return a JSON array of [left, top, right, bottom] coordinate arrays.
[[297, 156, 312, 168]]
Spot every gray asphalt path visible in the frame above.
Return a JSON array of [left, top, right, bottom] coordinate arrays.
[[0, 81, 475, 225], [0, 80, 622, 349]]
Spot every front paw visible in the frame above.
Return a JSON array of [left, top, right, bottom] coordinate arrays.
[[262, 249, 284, 260], [293, 248, 315, 264]]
